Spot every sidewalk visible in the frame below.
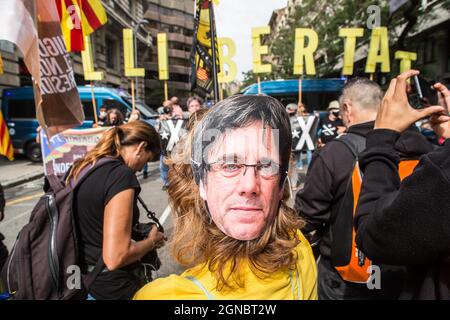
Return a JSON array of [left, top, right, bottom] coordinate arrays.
[[0, 158, 44, 189]]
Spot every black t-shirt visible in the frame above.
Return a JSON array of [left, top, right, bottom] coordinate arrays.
[[319, 116, 344, 144], [74, 159, 141, 299]]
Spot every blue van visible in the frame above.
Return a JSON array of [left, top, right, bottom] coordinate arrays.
[[241, 78, 345, 112], [1, 86, 158, 162]]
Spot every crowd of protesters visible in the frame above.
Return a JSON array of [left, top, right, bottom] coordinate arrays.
[[1, 70, 450, 300]]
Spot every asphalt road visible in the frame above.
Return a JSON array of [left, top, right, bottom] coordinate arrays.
[[0, 162, 185, 279]]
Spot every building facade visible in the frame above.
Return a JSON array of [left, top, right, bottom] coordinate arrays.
[[144, 0, 195, 107], [0, 0, 196, 111]]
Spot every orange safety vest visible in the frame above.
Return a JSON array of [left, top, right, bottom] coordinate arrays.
[[334, 159, 419, 283]]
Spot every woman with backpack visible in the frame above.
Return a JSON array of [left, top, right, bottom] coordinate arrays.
[[67, 120, 166, 299]]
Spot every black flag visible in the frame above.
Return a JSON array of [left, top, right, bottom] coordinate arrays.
[[290, 115, 319, 152], [189, 0, 220, 96]]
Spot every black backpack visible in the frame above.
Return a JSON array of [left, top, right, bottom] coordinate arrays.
[[0, 158, 115, 300]]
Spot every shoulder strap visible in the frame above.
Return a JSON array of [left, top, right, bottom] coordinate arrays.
[[185, 276, 216, 300], [69, 157, 118, 190], [137, 196, 164, 232]]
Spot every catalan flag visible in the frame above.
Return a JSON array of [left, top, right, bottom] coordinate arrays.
[[56, 0, 107, 52], [0, 109, 14, 161]]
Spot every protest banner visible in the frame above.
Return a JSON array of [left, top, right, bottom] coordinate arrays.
[[0, 0, 84, 137], [40, 126, 109, 177]]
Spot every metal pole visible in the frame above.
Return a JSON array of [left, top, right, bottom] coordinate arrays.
[[131, 79, 136, 112], [298, 77, 302, 105], [257, 76, 261, 95], [209, 0, 219, 103], [90, 81, 98, 125], [164, 80, 168, 101]]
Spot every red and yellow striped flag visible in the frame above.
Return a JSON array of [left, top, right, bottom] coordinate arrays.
[[0, 109, 14, 161], [56, 0, 107, 52]]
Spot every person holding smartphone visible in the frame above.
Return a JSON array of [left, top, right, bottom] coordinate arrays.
[[354, 70, 450, 299]]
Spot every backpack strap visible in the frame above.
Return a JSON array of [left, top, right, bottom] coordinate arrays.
[[331, 132, 367, 222], [82, 256, 105, 292], [69, 157, 118, 189], [68, 157, 120, 294], [333, 133, 366, 159], [329, 133, 366, 267]]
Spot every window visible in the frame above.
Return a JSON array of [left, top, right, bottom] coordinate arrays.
[[81, 100, 95, 121], [105, 37, 118, 70], [417, 41, 425, 65], [7, 99, 36, 119], [101, 99, 129, 118], [129, 0, 136, 15], [183, 29, 193, 37], [424, 38, 435, 63]]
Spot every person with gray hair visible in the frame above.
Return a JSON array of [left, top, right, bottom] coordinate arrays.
[[295, 77, 434, 300], [134, 94, 317, 300]]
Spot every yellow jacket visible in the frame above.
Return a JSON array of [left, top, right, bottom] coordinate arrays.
[[134, 231, 317, 300]]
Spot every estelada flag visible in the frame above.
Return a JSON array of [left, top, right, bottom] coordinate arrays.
[[0, 0, 84, 137], [189, 0, 220, 95], [0, 109, 14, 161], [56, 0, 107, 52]]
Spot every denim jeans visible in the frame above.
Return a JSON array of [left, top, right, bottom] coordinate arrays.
[[295, 151, 312, 170], [159, 154, 169, 186]]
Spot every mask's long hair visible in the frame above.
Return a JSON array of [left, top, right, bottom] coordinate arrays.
[[167, 110, 305, 292], [66, 121, 160, 182]]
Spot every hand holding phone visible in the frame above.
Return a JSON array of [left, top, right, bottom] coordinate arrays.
[[408, 75, 439, 110]]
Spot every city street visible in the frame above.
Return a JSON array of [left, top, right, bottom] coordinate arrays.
[[0, 161, 185, 279]]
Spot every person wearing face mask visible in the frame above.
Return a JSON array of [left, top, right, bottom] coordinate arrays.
[[97, 107, 108, 127], [67, 121, 165, 299], [317, 101, 346, 148]]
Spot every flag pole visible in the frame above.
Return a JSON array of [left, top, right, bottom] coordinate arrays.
[[257, 76, 261, 95], [209, 0, 220, 103], [90, 81, 98, 125], [164, 80, 168, 101], [298, 77, 302, 106], [131, 79, 136, 112]]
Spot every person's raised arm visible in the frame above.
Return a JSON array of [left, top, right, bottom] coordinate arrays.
[[355, 70, 450, 264]]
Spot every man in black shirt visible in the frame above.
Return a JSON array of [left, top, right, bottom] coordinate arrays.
[[317, 100, 346, 147]]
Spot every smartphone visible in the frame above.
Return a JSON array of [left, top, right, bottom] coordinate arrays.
[[408, 75, 439, 109]]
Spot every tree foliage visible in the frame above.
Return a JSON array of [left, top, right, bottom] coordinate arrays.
[[270, 0, 390, 78]]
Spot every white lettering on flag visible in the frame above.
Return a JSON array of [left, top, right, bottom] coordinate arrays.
[[166, 120, 184, 151], [295, 116, 315, 151]]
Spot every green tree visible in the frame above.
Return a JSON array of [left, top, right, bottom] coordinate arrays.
[[270, 0, 390, 78]]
